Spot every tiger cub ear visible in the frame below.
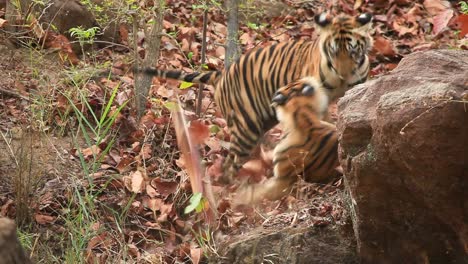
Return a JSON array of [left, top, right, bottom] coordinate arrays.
[[272, 92, 288, 106], [314, 12, 331, 27], [355, 13, 373, 26]]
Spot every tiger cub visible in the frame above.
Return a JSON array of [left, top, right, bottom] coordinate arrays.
[[137, 12, 372, 183], [235, 77, 339, 204]]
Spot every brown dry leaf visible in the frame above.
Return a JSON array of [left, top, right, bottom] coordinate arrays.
[[87, 232, 114, 252], [215, 45, 225, 59], [119, 24, 129, 44], [188, 120, 210, 145], [423, 0, 451, 17], [127, 244, 140, 258], [143, 197, 163, 212], [151, 178, 178, 198], [432, 9, 453, 35], [35, 214, 56, 225], [239, 32, 255, 45], [206, 156, 224, 180], [163, 20, 174, 30], [373, 36, 396, 56], [204, 137, 221, 152], [173, 103, 204, 194], [212, 22, 227, 35], [146, 184, 158, 198], [456, 14, 468, 37], [42, 32, 80, 65], [116, 155, 133, 173], [181, 38, 190, 52], [80, 145, 102, 159], [1, 199, 14, 216], [354, 0, 364, 10], [116, 90, 130, 106], [392, 18, 419, 36], [125, 170, 145, 193], [139, 144, 152, 160], [190, 247, 202, 264], [0, 18, 8, 28]]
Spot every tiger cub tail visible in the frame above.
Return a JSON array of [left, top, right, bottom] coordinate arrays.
[[135, 68, 222, 86]]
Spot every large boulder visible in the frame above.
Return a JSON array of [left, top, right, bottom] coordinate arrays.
[[39, 0, 120, 52], [337, 49, 467, 264]]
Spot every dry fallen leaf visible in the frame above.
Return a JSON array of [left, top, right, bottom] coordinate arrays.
[[35, 214, 56, 225], [127, 244, 140, 258], [423, 0, 451, 17], [456, 14, 468, 37], [188, 120, 210, 145], [151, 178, 179, 198], [373, 36, 397, 56], [0, 18, 8, 28], [190, 247, 202, 264], [80, 145, 102, 160], [432, 9, 453, 35], [206, 155, 224, 180], [124, 170, 145, 193]]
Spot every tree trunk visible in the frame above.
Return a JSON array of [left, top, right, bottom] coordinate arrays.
[[134, 0, 164, 118], [0, 218, 32, 264], [225, 0, 240, 69]]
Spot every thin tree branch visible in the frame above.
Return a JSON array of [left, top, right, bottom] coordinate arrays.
[[196, 10, 208, 117]]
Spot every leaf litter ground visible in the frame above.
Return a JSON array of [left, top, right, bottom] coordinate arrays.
[[0, 0, 466, 263]]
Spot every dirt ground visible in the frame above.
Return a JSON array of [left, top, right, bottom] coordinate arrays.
[[0, 39, 81, 214]]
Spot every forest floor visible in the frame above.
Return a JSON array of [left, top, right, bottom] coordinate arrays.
[[0, 0, 466, 263]]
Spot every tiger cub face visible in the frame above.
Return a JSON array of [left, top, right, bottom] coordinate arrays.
[[271, 76, 329, 131], [315, 13, 373, 85]]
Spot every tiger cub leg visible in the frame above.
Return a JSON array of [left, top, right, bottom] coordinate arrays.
[[234, 173, 297, 205], [220, 128, 261, 184]]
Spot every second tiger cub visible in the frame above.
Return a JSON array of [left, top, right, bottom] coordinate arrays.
[[235, 77, 340, 204]]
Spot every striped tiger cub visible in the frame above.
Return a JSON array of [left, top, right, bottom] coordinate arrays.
[[234, 77, 339, 204], [137, 12, 372, 183]]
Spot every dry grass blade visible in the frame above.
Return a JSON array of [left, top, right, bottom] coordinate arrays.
[[172, 98, 217, 221]]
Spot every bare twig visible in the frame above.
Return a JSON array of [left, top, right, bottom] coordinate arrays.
[[196, 10, 208, 117], [0, 87, 31, 101], [399, 100, 450, 135], [0, 131, 19, 166]]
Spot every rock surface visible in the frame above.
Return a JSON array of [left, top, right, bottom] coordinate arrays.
[[0, 218, 32, 264], [215, 188, 358, 264], [39, 0, 120, 52], [337, 49, 468, 264], [216, 225, 357, 264]]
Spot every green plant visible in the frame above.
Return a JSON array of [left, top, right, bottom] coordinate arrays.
[[247, 22, 260, 30], [66, 83, 127, 174], [58, 78, 131, 261], [460, 1, 468, 14], [191, 228, 219, 258], [184, 192, 206, 214], [69, 26, 100, 61]]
